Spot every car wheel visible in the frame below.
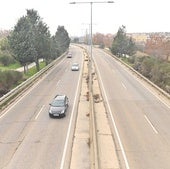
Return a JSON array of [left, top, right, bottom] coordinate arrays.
[[49, 114, 53, 118]]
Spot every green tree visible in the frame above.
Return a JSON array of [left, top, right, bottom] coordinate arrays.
[[9, 9, 70, 74], [8, 9, 52, 72], [140, 57, 155, 78], [8, 16, 35, 73], [26, 9, 41, 71], [127, 37, 136, 56], [110, 25, 136, 56], [151, 61, 170, 91], [50, 37, 60, 60], [53, 26, 70, 55], [36, 21, 51, 65]]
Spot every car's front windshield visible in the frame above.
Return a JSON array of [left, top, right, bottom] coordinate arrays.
[[51, 99, 64, 107]]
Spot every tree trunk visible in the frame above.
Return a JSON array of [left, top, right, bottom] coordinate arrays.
[[35, 57, 40, 71]]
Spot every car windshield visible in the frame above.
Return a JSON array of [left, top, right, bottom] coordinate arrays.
[[73, 63, 78, 66], [51, 99, 64, 107]]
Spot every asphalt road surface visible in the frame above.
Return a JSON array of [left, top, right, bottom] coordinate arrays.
[[92, 47, 170, 169], [1, 45, 170, 169], [0, 45, 83, 169]]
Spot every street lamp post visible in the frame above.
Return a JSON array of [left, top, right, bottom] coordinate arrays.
[[70, 1, 114, 168], [70, 1, 114, 59], [70, 0, 114, 89]]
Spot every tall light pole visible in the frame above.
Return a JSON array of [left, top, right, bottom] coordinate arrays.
[[70, 2, 114, 168], [70, 1, 114, 63], [70, 1, 114, 89]]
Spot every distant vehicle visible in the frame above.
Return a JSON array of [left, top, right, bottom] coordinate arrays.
[[71, 63, 79, 71], [67, 53, 72, 58], [49, 95, 69, 118]]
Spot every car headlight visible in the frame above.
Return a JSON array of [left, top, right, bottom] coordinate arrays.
[[61, 110, 65, 114]]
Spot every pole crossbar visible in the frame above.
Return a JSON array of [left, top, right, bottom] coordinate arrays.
[[70, 1, 114, 4]]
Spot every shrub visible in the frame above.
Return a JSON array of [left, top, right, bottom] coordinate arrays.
[[0, 53, 16, 66], [131, 55, 170, 93], [0, 70, 23, 96]]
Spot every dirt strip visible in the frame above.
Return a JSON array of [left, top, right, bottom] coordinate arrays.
[[70, 49, 120, 169]]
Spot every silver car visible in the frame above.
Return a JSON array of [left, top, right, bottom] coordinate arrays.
[[49, 95, 69, 118], [71, 63, 79, 71]]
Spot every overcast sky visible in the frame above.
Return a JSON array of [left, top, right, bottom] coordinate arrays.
[[0, 0, 169, 36]]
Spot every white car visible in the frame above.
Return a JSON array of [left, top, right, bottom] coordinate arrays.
[[71, 63, 79, 71]]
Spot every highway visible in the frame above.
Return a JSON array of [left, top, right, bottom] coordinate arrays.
[[93, 48, 170, 169], [0, 45, 83, 169], [0, 45, 170, 169]]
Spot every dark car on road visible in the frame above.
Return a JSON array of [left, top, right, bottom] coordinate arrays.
[[49, 95, 69, 118], [67, 53, 72, 58]]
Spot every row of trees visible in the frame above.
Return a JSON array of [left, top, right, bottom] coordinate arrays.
[[91, 33, 113, 48], [145, 34, 170, 61], [0, 9, 70, 96], [88, 26, 136, 55], [8, 9, 70, 73], [92, 27, 170, 62]]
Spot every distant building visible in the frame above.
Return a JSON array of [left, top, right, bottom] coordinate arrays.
[[127, 32, 170, 44], [127, 33, 148, 44]]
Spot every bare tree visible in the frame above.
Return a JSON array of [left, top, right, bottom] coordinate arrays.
[[145, 33, 170, 61]]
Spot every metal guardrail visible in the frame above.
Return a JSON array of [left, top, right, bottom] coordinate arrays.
[[0, 52, 67, 110], [74, 44, 170, 100], [103, 49, 170, 100]]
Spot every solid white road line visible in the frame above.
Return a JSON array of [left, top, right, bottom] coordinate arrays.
[[99, 48, 170, 109], [59, 54, 83, 169], [0, 79, 44, 119], [144, 115, 158, 134], [122, 62, 170, 109], [94, 59, 130, 169], [0, 57, 66, 119]]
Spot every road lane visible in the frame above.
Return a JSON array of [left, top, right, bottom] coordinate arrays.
[[0, 45, 83, 169], [93, 48, 170, 169]]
